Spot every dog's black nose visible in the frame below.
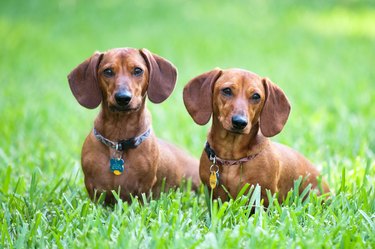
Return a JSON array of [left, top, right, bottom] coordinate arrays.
[[115, 91, 132, 106], [232, 115, 248, 130]]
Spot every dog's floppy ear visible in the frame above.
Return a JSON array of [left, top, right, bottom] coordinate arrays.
[[260, 78, 291, 137], [68, 52, 103, 109], [140, 48, 177, 103], [183, 69, 222, 125]]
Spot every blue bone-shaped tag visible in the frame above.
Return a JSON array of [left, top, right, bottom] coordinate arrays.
[[110, 158, 124, 175]]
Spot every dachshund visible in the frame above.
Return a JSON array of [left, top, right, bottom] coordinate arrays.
[[68, 47, 200, 204], [183, 68, 329, 206]]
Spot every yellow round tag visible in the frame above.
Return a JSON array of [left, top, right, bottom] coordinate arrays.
[[113, 170, 122, 176]]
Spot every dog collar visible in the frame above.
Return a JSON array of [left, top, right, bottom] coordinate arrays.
[[204, 141, 262, 189], [204, 141, 261, 166], [93, 127, 151, 151]]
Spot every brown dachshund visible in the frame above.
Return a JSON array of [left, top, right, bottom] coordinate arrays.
[[183, 68, 329, 206], [68, 47, 200, 204]]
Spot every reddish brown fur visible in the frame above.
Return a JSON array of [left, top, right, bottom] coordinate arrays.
[[183, 68, 329, 206], [68, 48, 200, 204]]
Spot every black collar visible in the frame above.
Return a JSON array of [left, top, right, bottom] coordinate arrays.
[[93, 127, 151, 151], [204, 141, 217, 162]]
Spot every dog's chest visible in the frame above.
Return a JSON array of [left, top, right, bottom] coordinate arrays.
[[220, 165, 249, 185], [219, 162, 265, 188], [84, 148, 158, 194]]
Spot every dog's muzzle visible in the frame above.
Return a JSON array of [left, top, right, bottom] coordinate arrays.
[[231, 115, 248, 130], [115, 90, 132, 107]]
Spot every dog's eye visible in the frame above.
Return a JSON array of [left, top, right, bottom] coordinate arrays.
[[103, 68, 115, 77], [133, 67, 143, 76], [221, 88, 232, 96], [251, 93, 261, 101]]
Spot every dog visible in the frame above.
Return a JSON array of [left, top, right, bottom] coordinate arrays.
[[68, 47, 200, 204], [183, 68, 330, 206]]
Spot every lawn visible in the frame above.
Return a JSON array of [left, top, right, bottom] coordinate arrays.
[[1, 0, 374, 248]]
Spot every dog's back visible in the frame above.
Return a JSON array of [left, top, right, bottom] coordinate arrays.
[[156, 139, 200, 190], [271, 142, 330, 199]]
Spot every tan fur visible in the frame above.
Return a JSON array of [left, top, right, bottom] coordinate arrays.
[[68, 48, 200, 204], [184, 68, 329, 206]]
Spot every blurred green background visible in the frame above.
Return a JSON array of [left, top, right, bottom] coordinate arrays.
[[1, 0, 375, 247], [1, 0, 374, 183], [1, 0, 375, 189]]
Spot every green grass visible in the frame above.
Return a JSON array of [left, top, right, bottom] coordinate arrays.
[[1, 0, 374, 248]]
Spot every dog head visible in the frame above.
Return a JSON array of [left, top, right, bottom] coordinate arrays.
[[183, 68, 290, 137], [68, 48, 177, 112]]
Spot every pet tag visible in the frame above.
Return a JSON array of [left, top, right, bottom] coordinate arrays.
[[209, 171, 219, 189], [110, 158, 124, 175]]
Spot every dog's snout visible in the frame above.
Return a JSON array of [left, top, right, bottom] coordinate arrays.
[[115, 90, 132, 106], [231, 115, 248, 130]]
